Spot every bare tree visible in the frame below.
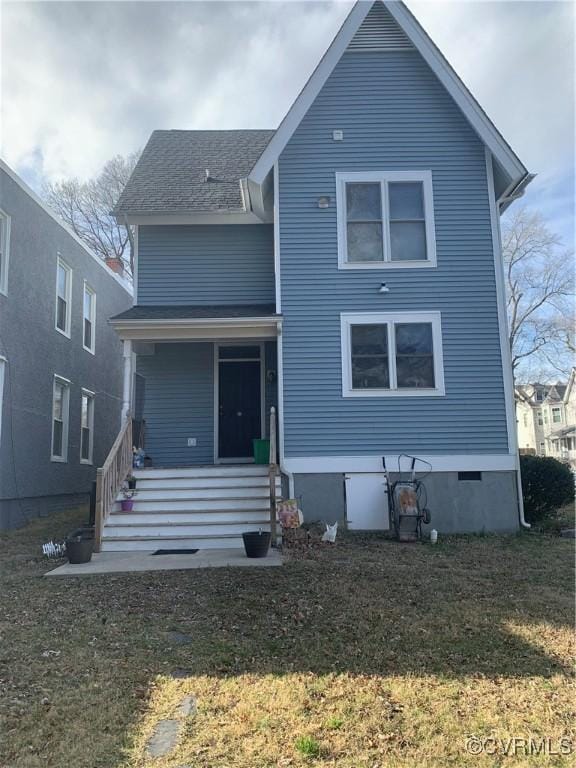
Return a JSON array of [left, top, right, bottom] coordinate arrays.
[[44, 152, 139, 275], [502, 207, 574, 381]]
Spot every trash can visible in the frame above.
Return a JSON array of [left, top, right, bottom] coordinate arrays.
[[253, 438, 270, 465]]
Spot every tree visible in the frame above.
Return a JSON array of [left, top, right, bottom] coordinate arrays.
[[44, 152, 140, 276], [502, 207, 574, 381]]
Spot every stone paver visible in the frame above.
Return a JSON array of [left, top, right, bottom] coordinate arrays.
[[178, 694, 197, 717], [146, 719, 180, 758], [166, 630, 193, 646]]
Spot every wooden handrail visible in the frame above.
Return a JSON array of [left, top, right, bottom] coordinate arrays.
[[94, 418, 133, 552], [268, 406, 278, 546]]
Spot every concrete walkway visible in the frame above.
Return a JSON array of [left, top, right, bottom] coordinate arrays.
[[45, 547, 283, 576]]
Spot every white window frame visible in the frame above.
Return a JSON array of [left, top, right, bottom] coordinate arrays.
[[51, 375, 70, 462], [80, 388, 95, 464], [0, 209, 11, 296], [55, 256, 73, 338], [341, 311, 445, 397], [552, 406, 562, 424], [0, 356, 6, 447], [336, 171, 437, 269], [82, 281, 96, 354]]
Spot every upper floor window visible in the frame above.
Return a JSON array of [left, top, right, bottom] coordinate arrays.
[[83, 282, 96, 354], [341, 311, 445, 397], [51, 376, 70, 461], [537, 411, 543, 426], [552, 406, 562, 423], [336, 171, 436, 269], [80, 389, 95, 464], [0, 210, 11, 295], [56, 257, 72, 337]]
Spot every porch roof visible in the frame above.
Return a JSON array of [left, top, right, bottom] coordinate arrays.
[[110, 303, 281, 341]]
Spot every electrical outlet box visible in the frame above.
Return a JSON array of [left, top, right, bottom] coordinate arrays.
[[187, 438, 197, 447]]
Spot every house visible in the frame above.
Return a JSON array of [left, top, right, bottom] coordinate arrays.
[[546, 369, 576, 468], [98, 0, 534, 551], [0, 161, 132, 530], [515, 380, 572, 462]]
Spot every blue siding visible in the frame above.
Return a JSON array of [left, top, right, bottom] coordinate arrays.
[[138, 224, 274, 305], [278, 50, 507, 456], [137, 343, 214, 466]]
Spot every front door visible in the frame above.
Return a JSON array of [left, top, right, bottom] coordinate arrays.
[[218, 345, 262, 460]]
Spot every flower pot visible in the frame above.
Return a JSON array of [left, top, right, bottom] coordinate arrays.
[[121, 499, 134, 511], [242, 531, 271, 558], [65, 537, 94, 564], [127, 478, 137, 490]]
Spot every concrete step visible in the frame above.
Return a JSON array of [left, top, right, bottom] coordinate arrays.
[[130, 476, 281, 491], [113, 498, 272, 513], [132, 466, 270, 480], [108, 509, 272, 525], [116, 487, 280, 502], [101, 534, 255, 552], [104, 521, 271, 538]]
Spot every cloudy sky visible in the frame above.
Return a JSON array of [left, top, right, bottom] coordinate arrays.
[[2, 0, 574, 243]]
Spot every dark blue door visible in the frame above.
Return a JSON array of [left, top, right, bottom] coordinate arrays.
[[218, 350, 261, 459]]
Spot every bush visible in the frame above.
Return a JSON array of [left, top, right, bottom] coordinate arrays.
[[519, 455, 574, 523]]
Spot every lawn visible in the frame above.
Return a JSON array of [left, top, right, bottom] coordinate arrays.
[[0, 509, 574, 768]]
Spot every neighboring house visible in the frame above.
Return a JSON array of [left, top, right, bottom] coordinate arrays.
[[515, 380, 573, 464], [99, 0, 534, 551], [0, 161, 132, 530]]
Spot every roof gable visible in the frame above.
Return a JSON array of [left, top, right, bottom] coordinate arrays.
[[249, 0, 529, 196]]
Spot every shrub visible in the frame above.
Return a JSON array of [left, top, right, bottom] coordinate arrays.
[[295, 736, 321, 758], [519, 455, 574, 523]]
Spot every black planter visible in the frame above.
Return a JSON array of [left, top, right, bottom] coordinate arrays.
[[127, 478, 137, 490], [66, 533, 94, 564], [242, 531, 271, 558]]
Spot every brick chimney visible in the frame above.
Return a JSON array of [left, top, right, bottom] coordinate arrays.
[[105, 256, 124, 275]]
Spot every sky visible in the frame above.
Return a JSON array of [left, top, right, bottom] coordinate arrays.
[[1, 0, 574, 248]]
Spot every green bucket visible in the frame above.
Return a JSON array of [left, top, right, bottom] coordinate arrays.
[[253, 438, 270, 465]]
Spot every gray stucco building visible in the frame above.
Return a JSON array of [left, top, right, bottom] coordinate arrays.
[[0, 161, 132, 530]]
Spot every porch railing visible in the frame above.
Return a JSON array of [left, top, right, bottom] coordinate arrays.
[[94, 418, 133, 552], [268, 406, 278, 546]]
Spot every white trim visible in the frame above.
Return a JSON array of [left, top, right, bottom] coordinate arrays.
[[82, 280, 96, 354], [213, 342, 265, 464], [123, 212, 265, 226], [336, 170, 436, 269], [0, 160, 131, 294], [0, 208, 11, 296], [284, 454, 516, 474], [0, 357, 6, 448], [51, 375, 70, 462], [111, 316, 282, 342], [248, 0, 527, 188], [80, 388, 95, 465], [273, 162, 281, 312], [55, 256, 73, 339], [121, 340, 133, 421], [340, 311, 445, 397], [132, 224, 139, 304]]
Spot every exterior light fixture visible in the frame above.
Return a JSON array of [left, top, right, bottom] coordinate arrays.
[[379, 283, 390, 293], [317, 196, 331, 209]]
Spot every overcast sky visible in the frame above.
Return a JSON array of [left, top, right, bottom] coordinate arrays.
[[2, 1, 574, 243]]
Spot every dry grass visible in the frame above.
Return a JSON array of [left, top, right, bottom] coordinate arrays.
[[0, 510, 574, 767]]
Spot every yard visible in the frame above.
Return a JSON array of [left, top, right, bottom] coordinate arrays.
[[0, 509, 574, 768]]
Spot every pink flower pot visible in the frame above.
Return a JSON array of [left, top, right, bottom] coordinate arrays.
[[121, 499, 134, 511]]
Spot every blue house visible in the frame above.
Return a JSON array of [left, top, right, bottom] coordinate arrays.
[[100, 0, 533, 551]]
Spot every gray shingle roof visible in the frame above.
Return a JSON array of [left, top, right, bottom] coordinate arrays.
[[113, 130, 275, 215], [111, 304, 278, 322]]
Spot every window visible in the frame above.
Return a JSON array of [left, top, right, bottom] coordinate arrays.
[[51, 376, 70, 461], [55, 258, 72, 336], [336, 171, 436, 268], [0, 210, 11, 295], [80, 390, 94, 463], [458, 472, 482, 481], [552, 407, 562, 423], [341, 312, 445, 397], [83, 282, 96, 353], [537, 411, 543, 426], [543, 411, 548, 424]]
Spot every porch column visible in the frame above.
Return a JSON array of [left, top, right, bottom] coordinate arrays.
[[121, 339, 133, 421]]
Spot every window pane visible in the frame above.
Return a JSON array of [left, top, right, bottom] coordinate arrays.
[[390, 221, 427, 261], [351, 324, 388, 356], [53, 420, 63, 456], [347, 222, 383, 262], [395, 323, 433, 355], [81, 395, 89, 428], [219, 346, 260, 360], [389, 182, 424, 220], [352, 356, 389, 389], [57, 296, 67, 331], [84, 289, 92, 318], [396, 356, 435, 389], [81, 427, 90, 460], [57, 264, 67, 297], [346, 183, 381, 221], [84, 319, 92, 350], [53, 384, 63, 420]]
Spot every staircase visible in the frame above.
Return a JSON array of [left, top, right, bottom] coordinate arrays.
[[101, 465, 282, 552]]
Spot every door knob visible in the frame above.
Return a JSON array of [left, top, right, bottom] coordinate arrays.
[[237, 411, 243, 417]]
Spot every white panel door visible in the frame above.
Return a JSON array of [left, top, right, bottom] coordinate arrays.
[[345, 473, 389, 530]]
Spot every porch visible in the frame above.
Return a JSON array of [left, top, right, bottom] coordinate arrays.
[[95, 305, 283, 552]]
